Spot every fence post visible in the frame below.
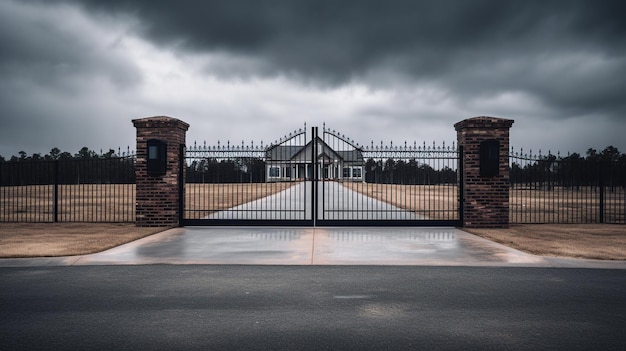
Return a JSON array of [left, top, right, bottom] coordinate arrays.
[[178, 143, 185, 226], [132, 116, 189, 227], [458, 145, 464, 225], [455, 116, 514, 228], [54, 160, 59, 223], [599, 161, 605, 223]]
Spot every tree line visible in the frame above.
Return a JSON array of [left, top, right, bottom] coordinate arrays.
[[511, 146, 626, 188], [4, 145, 624, 187], [185, 157, 457, 184], [186, 158, 266, 183], [0, 147, 131, 162], [0, 147, 135, 186], [364, 158, 457, 185]]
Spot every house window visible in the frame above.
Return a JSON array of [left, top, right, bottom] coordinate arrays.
[[343, 167, 351, 178], [269, 167, 280, 177], [284, 167, 291, 178], [352, 167, 362, 178]]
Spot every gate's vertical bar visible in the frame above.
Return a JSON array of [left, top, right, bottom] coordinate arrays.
[[599, 161, 605, 223], [320, 130, 324, 219], [303, 127, 307, 221], [312, 126, 317, 223], [54, 160, 59, 223], [179, 144, 185, 226]]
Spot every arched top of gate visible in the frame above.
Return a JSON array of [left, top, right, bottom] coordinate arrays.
[[322, 123, 363, 151], [266, 123, 307, 149]]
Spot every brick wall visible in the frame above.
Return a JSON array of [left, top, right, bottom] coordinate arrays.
[[455, 116, 514, 228], [132, 116, 189, 227]]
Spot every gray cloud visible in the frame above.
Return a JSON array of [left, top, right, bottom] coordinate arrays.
[[0, 0, 142, 92], [2, 0, 626, 158], [0, 0, 143, 156], [62, 0, 626, 120]]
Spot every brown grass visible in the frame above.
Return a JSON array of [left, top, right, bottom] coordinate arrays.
[[0, 223, 165, 258], [510, 186, 625, 223], [0, 183, 295, 222], [464, 224, 626, 260], [342, 182, 458, 220], [0, 184, 135, 222], [184, 182, 296, 219], [344, 183, 625, 224], [3, 183, 623, 223]]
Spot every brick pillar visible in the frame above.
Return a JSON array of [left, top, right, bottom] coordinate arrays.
[[132, 116, 189, 227], [455, 116, 514, 228]]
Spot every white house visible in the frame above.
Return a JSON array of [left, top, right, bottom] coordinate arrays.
[[265, 136, 364, 182]]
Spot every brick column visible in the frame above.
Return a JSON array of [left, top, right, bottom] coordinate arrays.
[[455, 116, 514, 228], [133, 116, 189, 227]]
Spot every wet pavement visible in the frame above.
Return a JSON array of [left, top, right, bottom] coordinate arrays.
[[2, 226, 625, 268]]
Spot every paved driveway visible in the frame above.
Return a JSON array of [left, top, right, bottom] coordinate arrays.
[[0, 226, 611, 268], [2, 226, 625, 268], [207, 181, 424, 220], [73, 227, 541, 266]]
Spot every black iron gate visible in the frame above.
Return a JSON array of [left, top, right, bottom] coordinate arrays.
[[182, 125, 460, 226]]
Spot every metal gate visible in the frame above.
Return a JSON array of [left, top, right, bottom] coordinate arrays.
[[182, 125, 460, 226]]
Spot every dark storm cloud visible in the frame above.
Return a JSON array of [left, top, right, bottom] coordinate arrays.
[[2, 0, 626, 157], [65, 0, 626, 118], [0, 0, 142, 156], [0, 1, 142, 91]]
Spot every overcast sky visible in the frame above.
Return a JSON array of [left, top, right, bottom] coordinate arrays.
[[1, 0, 625, 158]]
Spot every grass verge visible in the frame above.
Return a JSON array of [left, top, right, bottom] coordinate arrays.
[[0, 223, 167, 258], [464, 224, 626, 260]]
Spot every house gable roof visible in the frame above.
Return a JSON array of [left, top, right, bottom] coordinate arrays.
[[266, 136, 363, 163]]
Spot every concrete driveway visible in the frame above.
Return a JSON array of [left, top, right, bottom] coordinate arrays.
[[12, 227, 608, 268], [73, 227, 541, 266], [1, 226, 622, 268]]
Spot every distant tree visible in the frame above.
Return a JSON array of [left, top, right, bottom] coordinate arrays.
[[75, 147, 97, 159], [586, 148, 599, 161], [102, 149, 116, 159], [48, 147, 61, 160], [59, 151, 73, 160], [599, 146, 621, 162]]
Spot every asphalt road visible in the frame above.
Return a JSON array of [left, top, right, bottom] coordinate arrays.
[[1, 266, 625, 350]]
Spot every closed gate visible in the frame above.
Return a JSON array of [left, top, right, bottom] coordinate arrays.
[[182, 125, 460, 226]]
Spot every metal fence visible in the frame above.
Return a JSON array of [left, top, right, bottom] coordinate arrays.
[[0, 153, 136, 222], [510, 149, 626, 224], [183, 130, 310, 225], [182, 124, 459, 226], [321, 128, 459, 225]]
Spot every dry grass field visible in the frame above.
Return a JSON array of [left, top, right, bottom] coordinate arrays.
[[0, 223, 164, 257], [0, 184, 135, 222], [184, 182, 296, 219], [342, 182, 458, 220], [2, 183, 624, 223], [510, 186, 625, 223], [465, 224, 626, 260], [344, 183, 625, 224], [0, 183, 295, 222]]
